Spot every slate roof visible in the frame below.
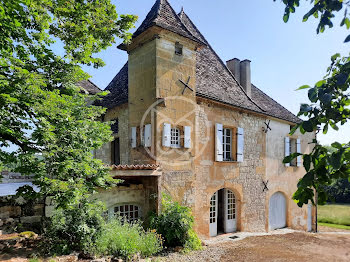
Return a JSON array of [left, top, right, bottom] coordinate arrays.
[[132, 0, 203, 45], [100, 63, 128, 109], [102, 0, 300, 123], [76, 80, 101, 95]]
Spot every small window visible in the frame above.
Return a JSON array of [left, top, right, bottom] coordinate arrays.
[[170, 128, 180, 148], [114, 204, 140, 223], [111, 118, 118, 134], [175, 42, 183, 56], [222, 128, 232, 161]]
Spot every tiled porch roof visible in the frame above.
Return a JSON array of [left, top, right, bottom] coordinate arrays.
[[111, 164, 160, 171]]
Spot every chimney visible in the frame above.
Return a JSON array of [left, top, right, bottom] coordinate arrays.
[[240, 59, 251, 98], [226, 58, 241, 83]]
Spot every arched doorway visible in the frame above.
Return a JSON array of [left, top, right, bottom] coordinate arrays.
[[209, 189, 237, 237], [269, 192, 287, 230]]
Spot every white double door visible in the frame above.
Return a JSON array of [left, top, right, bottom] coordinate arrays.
[[209, 189, 236, 237]]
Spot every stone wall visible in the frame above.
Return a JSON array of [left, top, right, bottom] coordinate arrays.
[[191, 99, 267, 236], [0, 194, 44, 233]]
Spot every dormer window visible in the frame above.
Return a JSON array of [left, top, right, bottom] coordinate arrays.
[[175, 42, 183, 56]]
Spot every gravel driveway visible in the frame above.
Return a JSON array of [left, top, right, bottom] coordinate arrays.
[[156, 231, 350, 262]]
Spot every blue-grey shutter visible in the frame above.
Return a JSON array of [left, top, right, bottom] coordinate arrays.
[[236, 127, 244, 162], [215, 123, 223, 162]]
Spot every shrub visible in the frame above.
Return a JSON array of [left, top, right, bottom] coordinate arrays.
[[149, 194, 202, 251], [93, 217, 163, 259], [43, 199, 105, 255]]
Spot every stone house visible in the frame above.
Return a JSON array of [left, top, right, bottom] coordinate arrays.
[[95, 0, 315, 238]]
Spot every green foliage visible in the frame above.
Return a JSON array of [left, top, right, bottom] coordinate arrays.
[[275, 0, 349, 41], [42, 199, 106, 255], [149, 194, 202, 251], [276, 0, 350, 207], [93, 217, 163, 259], [0, 0, 136, 207], [323, 178, 350, 203]]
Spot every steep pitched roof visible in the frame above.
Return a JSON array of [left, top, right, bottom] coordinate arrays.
[[100, 63, 128, 109], [103, 1, 300, 124], [132, 0, 203, 44], [76, 80, 101, 95], [178, 11, 300, 123]]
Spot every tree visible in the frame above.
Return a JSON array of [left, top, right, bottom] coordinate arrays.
[[0, 0, 136, 206], [275, 0, 350, 206]]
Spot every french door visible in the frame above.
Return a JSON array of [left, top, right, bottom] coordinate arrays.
[[210, 189, 237, 237], [209, 192, 218, 237], [224, 189, 236, 233]]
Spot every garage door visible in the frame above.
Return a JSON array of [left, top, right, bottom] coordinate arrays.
[[269, 192, 287, 230]]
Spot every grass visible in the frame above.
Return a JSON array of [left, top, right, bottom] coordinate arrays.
[[317, 204, 350, 230], [318, 222, 350, 230]]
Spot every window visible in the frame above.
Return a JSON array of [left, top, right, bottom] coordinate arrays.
[[114, 204, 140, 223], [215, 124, 243, 162], [111, 118, 118, 134], [175, 42, 183, 56], [222, 128, 232, 161], [170, 128, 180, 148], [111, 138, 120, 165]]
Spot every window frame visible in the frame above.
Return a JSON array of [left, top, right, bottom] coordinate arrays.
[[222, 128, 233, 161], [113, 204, 141, 223], [170, 127, 181, 148], [219, 126, 237, 162]]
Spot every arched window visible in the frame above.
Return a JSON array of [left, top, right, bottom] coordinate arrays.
[[114, 204, 141, 223]]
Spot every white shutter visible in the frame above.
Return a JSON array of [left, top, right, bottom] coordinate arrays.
[[296, 138, 301, 167], [162, 123, 171, 147], [236, 127, 244, 162], [131, 127, 137, 148], [144, 124, 152, 148], [285, 137, 290, 167], [184, 126, 191, 149], [215, 123, 223, 162]]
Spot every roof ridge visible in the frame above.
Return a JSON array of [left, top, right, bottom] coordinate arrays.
[[178, 11, 265, 112]]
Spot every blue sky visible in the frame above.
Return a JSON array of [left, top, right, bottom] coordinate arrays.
[[82, 0, 349, 145]]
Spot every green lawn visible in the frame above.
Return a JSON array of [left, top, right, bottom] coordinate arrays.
[[318, 204, 350, 229], [318, 222, 350, 230]]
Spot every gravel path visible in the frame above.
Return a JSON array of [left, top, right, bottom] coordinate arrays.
[[155, 231, 350, 262]]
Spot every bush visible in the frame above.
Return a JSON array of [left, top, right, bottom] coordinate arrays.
[[94, 217, 163, 259], [323, 178, 350, 203], [149, 194, 202, 251], [43, 199, 105, 255]]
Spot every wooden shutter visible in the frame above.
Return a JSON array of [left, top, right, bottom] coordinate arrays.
[[236, 127, 244, 162], [285, 137, 290, 167], [144, 124, 152, 148], [296, 138, 301, 167], [184, 126, 191, 149], [215, 123, 223, 162], [131, 127, 137, 148], [162, 123, 171, 147], [112, 138, 120, 165]]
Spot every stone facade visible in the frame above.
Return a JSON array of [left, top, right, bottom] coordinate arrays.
[[95, 25, 315, 238], [94, 1, 316, 238]]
